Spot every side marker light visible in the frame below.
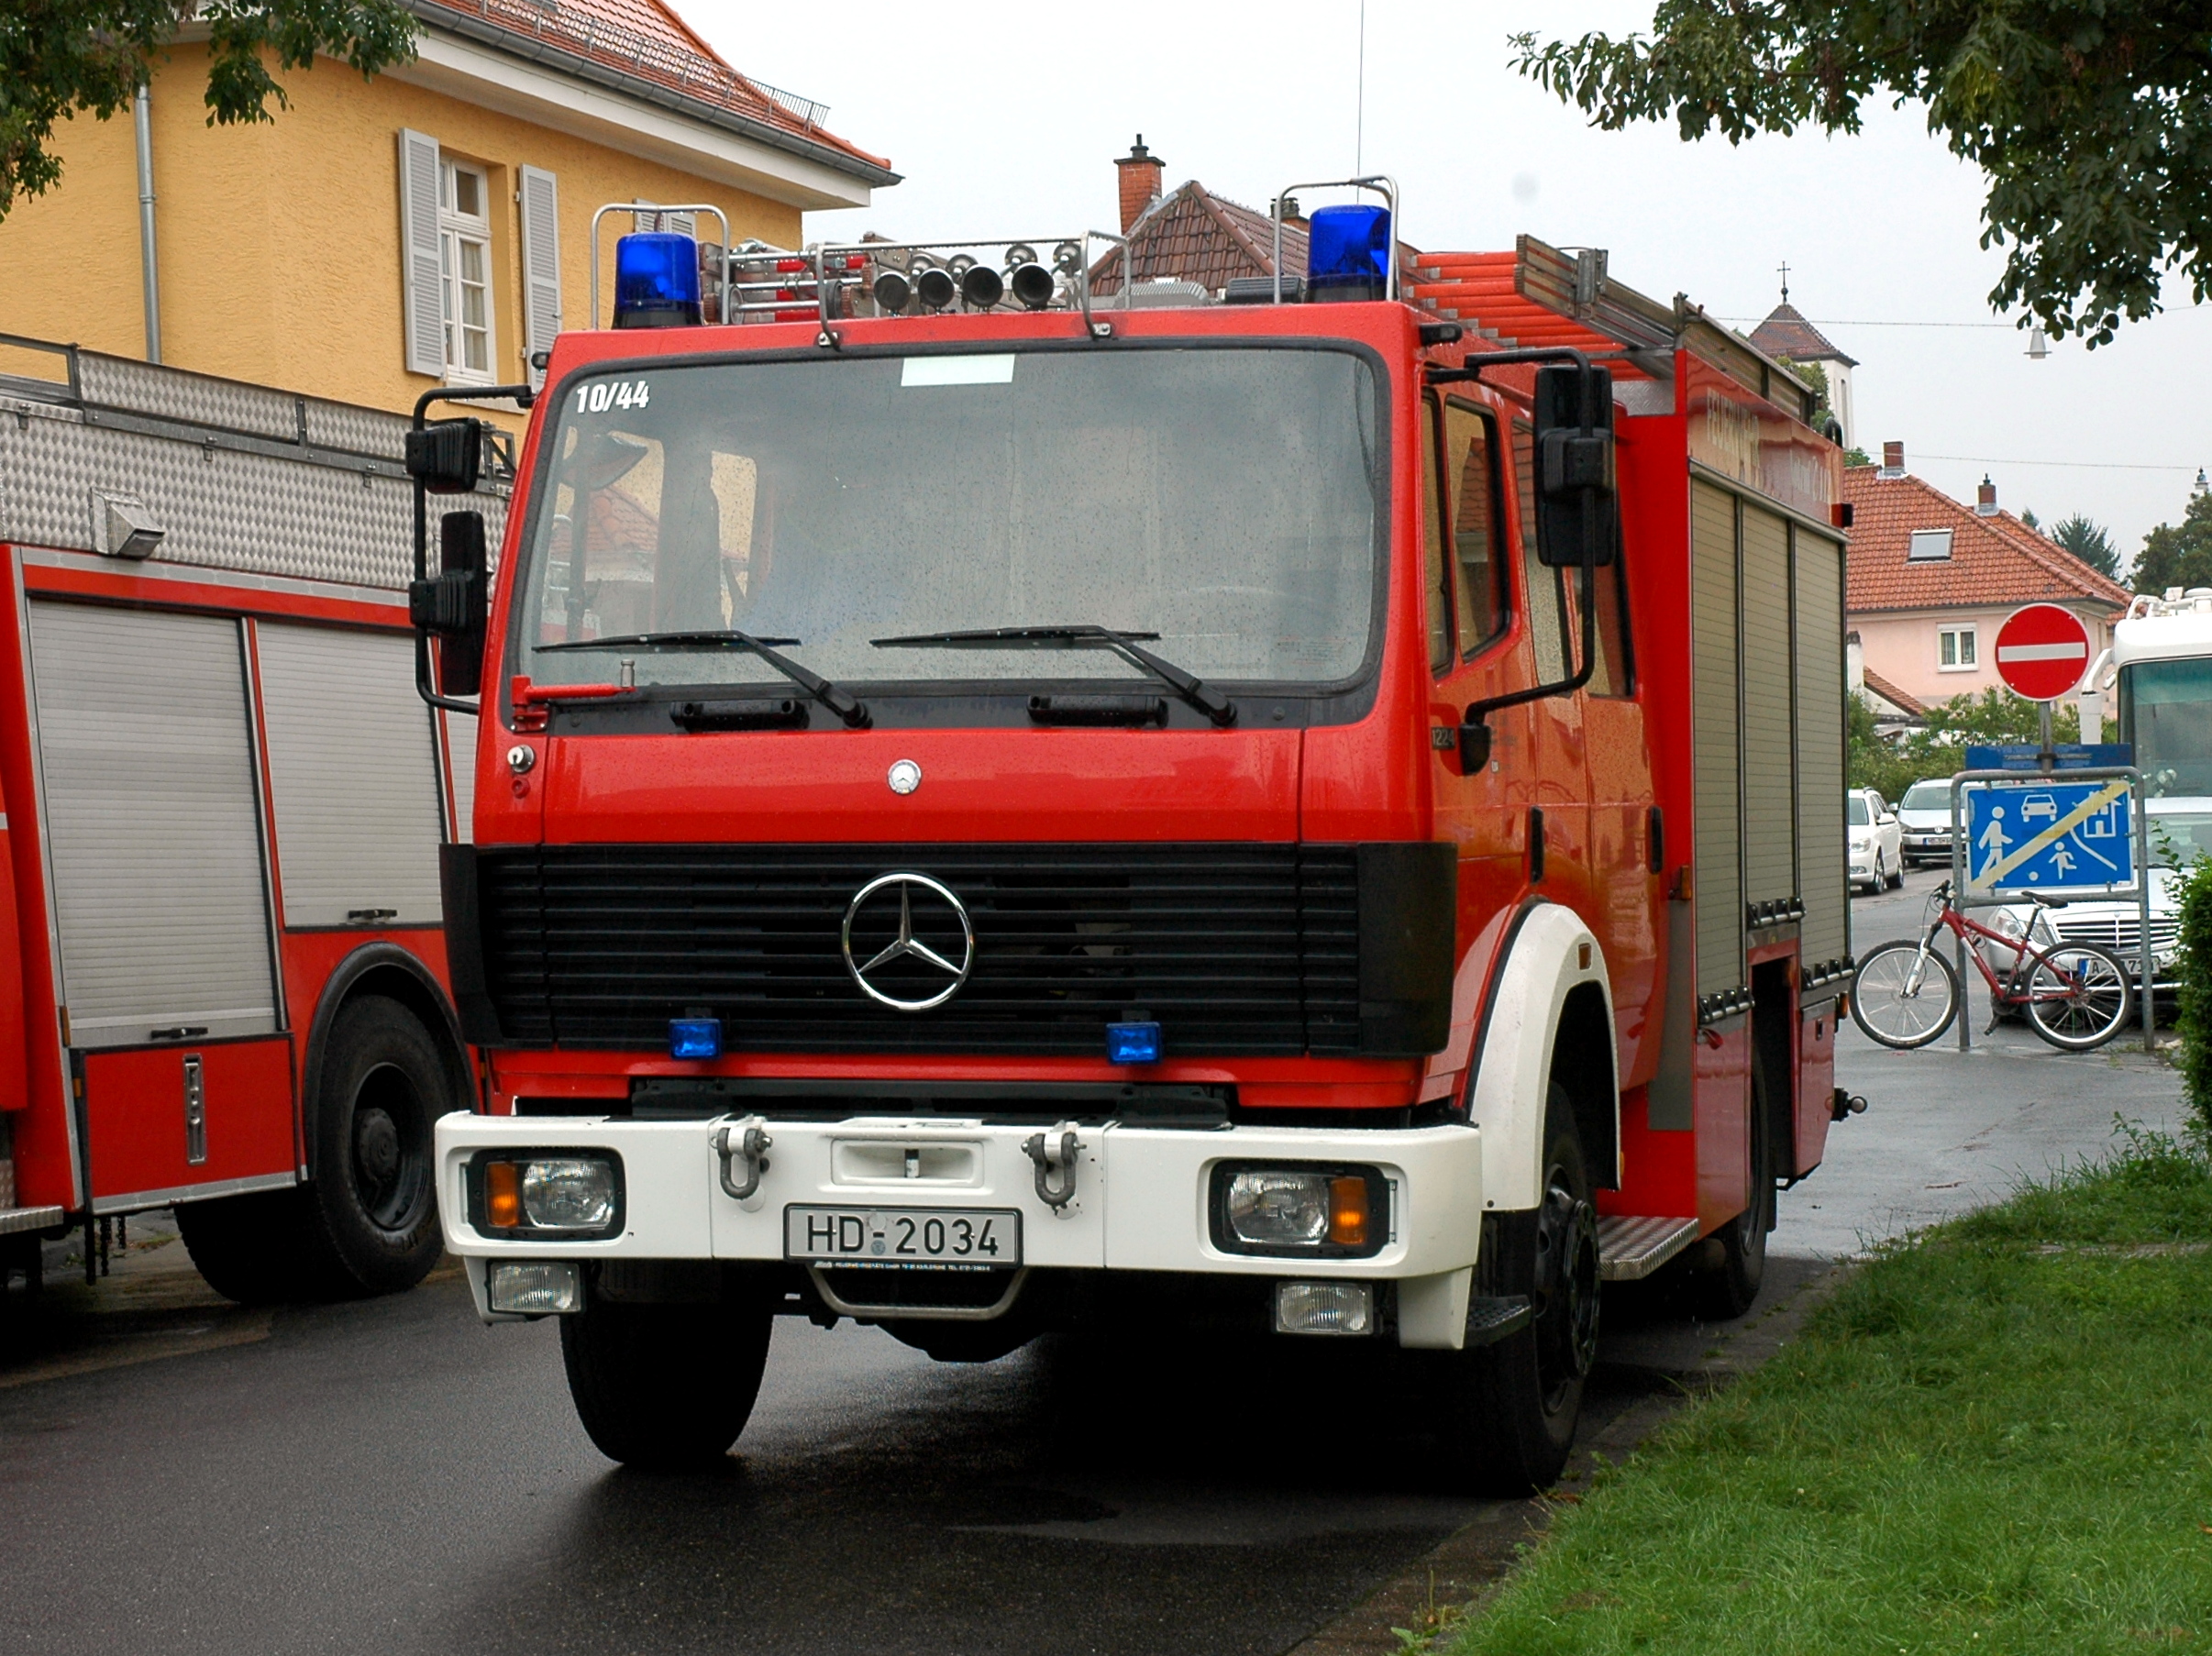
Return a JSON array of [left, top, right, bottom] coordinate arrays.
[[485, 1159, 522, 1229]]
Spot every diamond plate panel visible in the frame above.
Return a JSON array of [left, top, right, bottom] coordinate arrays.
[[76, 353, 304, 443], [0, 396, 507, 591]]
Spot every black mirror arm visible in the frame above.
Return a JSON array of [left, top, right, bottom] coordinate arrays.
[[1457, 563, 1598, 770], [408, 385, 531, 715]]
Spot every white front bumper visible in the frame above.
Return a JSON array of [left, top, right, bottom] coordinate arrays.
[[436, 1113, 1483, 1329]]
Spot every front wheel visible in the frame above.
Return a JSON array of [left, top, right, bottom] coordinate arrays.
[[1850, 942, 1960, 1049], [1436, 1084, 1598, 1495], [2023, 942, 2134, 1051], [561, 1297, 774, 1469]]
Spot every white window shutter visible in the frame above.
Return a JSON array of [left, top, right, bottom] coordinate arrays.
[[518, 165, 561, 388], [633, 200, 697, 237], [398, 129, 444, 376]]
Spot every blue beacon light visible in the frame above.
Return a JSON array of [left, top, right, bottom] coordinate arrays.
[[1106, 1020, 1164, 1065], [669, 1017, 722, 1060], [614, 232, 702, 328], [1305, 203, 1391, 302]]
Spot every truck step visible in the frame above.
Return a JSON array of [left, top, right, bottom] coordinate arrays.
[[1598, 1215, 1702, 1282], [0, 1205, 66, 1238]]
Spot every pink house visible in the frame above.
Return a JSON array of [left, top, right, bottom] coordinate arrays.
[[1842, 443, 2129, 720]]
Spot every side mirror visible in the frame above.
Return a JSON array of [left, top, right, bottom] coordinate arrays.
[[1532, 363, 1617, 569], [409, 511, 489, 697], [404, 418, 485, 494]]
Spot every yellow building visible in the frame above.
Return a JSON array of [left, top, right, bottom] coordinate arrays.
[[0, 0, 894, 417]]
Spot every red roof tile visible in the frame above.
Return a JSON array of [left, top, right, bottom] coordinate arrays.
[[1089, 182, 1311, 293], [1747, 302, 1855, 368], [1860, 667, 1928, 717], [1841, 468, 2131, 615], [416, 0, 892, 177]]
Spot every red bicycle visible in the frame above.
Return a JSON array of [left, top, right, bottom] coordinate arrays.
[[1849, 878, 2134, 1051]]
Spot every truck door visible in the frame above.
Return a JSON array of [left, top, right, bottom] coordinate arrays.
[[26, 601, 295, 1206]]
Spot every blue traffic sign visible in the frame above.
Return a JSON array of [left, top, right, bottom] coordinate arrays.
[[1963, 779, 2134, 891]]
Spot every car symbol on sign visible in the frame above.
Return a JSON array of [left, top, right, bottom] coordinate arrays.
[[2021, 795, 2058, 822]]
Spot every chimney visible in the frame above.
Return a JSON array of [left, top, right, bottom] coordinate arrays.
[[1878, 439, 1905, 479], [1115, 134, 1163, 234], [1976, 473, 1998, 516]]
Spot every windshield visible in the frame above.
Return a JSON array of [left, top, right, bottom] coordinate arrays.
[[2151, 810, 2212, 868], [514, 348, 1383, 695], [1901, 781, 1950, 811], [1847, 796, 1870, 826], [2124, 659, 2212, 797]]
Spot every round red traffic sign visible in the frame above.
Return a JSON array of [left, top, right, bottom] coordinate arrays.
[[1992, 602, 2093, 701]]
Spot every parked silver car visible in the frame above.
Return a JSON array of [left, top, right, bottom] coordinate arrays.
[[1849, 788, 1903, 892], [1896, 778, 1956, 868]]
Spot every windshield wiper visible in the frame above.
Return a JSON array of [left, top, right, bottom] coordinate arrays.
[[537, 629, 869, 728], [871, 624, 1236, 727]]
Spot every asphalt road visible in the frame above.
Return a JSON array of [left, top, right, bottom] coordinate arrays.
[[0, 866, 2179, 1656]]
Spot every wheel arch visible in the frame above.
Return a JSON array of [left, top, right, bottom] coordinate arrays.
[[1464, 902, 1618, 1211], [299, 943, 471, 1183]]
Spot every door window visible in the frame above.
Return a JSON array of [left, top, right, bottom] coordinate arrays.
[[1442, 400, 1509, 658]]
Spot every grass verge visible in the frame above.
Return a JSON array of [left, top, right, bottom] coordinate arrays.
[[1442, 1124, 2212, 1655]]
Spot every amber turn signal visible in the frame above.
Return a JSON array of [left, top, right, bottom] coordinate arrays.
[[486, 1159, 522, 1229], [1328, 1175, 1369, 1246]]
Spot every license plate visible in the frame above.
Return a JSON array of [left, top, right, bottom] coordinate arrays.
[[784, 1206, 1021, 1268]]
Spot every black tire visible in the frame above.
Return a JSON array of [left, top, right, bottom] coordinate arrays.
[[2023, 941, 2135, 1051], [1887, 857, 1905, 890], [560, 1298, 774, 1469], [301, 996, 451, 1296], [1849, 941, 1960, 1049], [1694, 1064, 1772, 1320], [1438, 1084, 1599, 1495], [175, 1190, 319, 1304]]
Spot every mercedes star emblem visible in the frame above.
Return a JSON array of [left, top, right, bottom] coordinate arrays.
[[841, 872, 974, 1011]]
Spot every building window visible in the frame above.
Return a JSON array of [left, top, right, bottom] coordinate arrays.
[[1908, 528, 1954, 561], [439, 160, 494, 382], [1939, 625, 1977, 670]]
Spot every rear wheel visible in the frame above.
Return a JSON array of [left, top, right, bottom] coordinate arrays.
[[301, 997, 451, 1296], [1850, 942, 1960, 1049], [175, 1190, 317, 1304], [1438, 1084, 1598, 1495], [561, 1298, 775, 1469], [2024, 942, 2134, 1051]]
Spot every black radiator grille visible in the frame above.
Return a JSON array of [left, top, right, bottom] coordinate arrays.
[[476, 844, 1364, 1056]]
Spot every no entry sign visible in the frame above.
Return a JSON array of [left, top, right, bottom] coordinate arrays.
[[1993, 603, 2092, 701]]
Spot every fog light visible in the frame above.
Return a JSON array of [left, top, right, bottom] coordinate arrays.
[[487, 1260, 582, 1315], [1226, 1171, 1331, 1246], [669, 1017, 721, 1059], [521, 1158, 617, 1231], [1275, 1280, 1373, 1337]]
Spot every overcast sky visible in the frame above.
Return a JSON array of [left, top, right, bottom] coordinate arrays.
[[686, 1, 2211, 569]]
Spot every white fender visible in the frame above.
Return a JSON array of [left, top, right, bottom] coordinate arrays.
[[1465, 902, 1615, 1212]]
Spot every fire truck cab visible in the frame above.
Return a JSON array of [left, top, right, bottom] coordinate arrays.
[[425, 187, 1856, 1491]]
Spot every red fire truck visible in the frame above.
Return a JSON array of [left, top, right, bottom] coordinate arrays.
[[0, 335, 496, 1302], [422, 186, 1858, 1491]]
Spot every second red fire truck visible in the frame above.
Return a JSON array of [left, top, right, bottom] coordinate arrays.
[[420, 186, 1859, 1491]]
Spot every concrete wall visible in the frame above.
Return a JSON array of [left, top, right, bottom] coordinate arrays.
[[0, 45, 802, 421]]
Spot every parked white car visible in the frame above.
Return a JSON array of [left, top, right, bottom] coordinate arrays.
[[1896, 778, 1957, 868], [1848, 787, 1903, 893]]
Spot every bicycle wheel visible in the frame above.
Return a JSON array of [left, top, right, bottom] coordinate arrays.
[[1849, 941, 1959, 1049], [2023, 942, 2134, 1051]]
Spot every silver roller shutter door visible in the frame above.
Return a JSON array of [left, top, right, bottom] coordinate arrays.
[[28, 602, 278, 1046], [254, 623, 445, 927], [1795, 527, 1850, 971], [1690, 480, 1742, 999], [1740, 505, 1797, 908], [443, 709, 478, 845]]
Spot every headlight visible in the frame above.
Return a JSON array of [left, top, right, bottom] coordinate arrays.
[[1212, 1165, 1385, 1257], [1988, 908, 2027, 940], [471, 1151, 625, 1239]]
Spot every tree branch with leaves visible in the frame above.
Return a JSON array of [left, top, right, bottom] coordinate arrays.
[[0, 1, 418, 223], [1510, 4, 2212, 348]]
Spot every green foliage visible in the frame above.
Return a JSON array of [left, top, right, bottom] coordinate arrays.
[[1851, 684, 2102, 800], [2175, 859, 2212, 1135], [2051, 512, 2121, 580], [0, 0, 416, 222], [2134, 488, 2212, 596], [1449, 1131, 2212, 1655], [1509, 6, 2212, 347]]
